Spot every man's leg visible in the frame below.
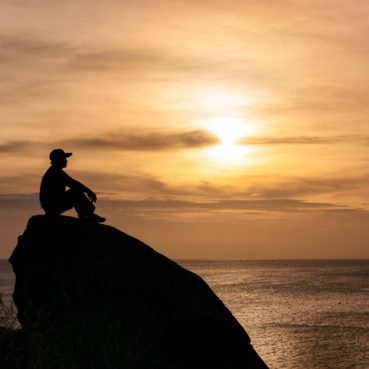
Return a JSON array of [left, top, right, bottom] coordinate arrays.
[[44, 198, 73, 216], [65, 188, 95, 218]]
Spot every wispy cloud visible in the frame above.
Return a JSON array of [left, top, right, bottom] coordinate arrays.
[[0, 34, 255, 79], [3, 166, 369, 202], [2, 132, 367, 155], [0, 193, 39, 212], [69, 130, 219, 150], [73, 171, 173, 195], [0, 193, 363, 216], [189, 173, 369, 200], [0, 130, 219, 154], [0, 140, 33, 153], [0, 35, 69, 59], [238, 135, 352, 145], [102, 198, 343, 213], [243, 177, 363, 198]]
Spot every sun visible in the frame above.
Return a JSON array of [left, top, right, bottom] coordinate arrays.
[[202, 117, 257, 165], [204, 117, 255, 145]]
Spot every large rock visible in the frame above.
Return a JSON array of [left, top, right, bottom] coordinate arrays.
[[9, 215, 269, 369]]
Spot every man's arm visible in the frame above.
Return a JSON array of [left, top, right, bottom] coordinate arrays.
[[62, 171, 97, 202]]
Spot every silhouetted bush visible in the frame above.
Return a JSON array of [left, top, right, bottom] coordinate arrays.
[[0, 294, 25, 369], [0, 293, 19, 330]]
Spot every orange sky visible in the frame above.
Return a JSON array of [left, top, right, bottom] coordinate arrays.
[[1, 0, 369, 259]]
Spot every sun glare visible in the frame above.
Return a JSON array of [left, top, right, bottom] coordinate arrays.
[[204, 117, 255, 144], [202, 117, 257, 165], [206, 143, 253, 164]]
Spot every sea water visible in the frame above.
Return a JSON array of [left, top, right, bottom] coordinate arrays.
[[1, 259, 368, 369]]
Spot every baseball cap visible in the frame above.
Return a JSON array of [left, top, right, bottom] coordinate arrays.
[[49, 148, 73, 162]]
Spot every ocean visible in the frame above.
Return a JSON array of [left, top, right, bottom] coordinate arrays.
[[1, 259, 368, 369]]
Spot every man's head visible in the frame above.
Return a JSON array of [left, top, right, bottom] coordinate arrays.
[[49, 148, 72, 168]]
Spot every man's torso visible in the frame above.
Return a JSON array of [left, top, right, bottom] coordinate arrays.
[[39, 167, 69, 210]]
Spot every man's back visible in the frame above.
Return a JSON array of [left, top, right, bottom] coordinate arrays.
[[39, 166, 68, 211]]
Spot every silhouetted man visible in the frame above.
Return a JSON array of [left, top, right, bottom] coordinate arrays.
[[40, 148, 105, 222]]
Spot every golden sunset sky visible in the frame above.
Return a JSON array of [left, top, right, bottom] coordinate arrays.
[[1, 0, 369, 259]]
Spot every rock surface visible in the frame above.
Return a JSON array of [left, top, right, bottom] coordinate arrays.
[[9, 215, 269, 369]]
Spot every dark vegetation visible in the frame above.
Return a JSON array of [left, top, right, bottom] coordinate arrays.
[[0, 294, 25, 369]]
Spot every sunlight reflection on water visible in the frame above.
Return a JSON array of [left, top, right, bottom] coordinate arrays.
[[180, 260, 369, 369]]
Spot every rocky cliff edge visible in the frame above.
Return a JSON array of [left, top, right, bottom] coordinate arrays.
[[8, 215, 269, 369]]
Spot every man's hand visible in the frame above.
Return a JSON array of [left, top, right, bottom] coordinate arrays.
[[86, 189, 97, 203]]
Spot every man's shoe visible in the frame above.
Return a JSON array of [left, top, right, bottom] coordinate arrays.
[[84, 213, 106, 223]]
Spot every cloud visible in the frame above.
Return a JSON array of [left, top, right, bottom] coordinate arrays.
[[0, 193, 352, 215], [73, 171, 173, 195], [0, 36, 75, 105], [255, 85, 369, 117], [69, 48, 206, 74], [0, 33, 262, 108], [190, 173, 369, 200], [0, 129, 219, 154], [0, 35, 68, 59], [244, 175, 369, 198], [0, 34, 251, 77], [3, 165, 369, 204], [0, 193, 39, 212], [69, 130, 219, 150], [238, 135, 350, 145], [1, 132, 365, 156], [0, 140, 33, 153], [97, 197, 356, 215], [2, 170, 369, 230]]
